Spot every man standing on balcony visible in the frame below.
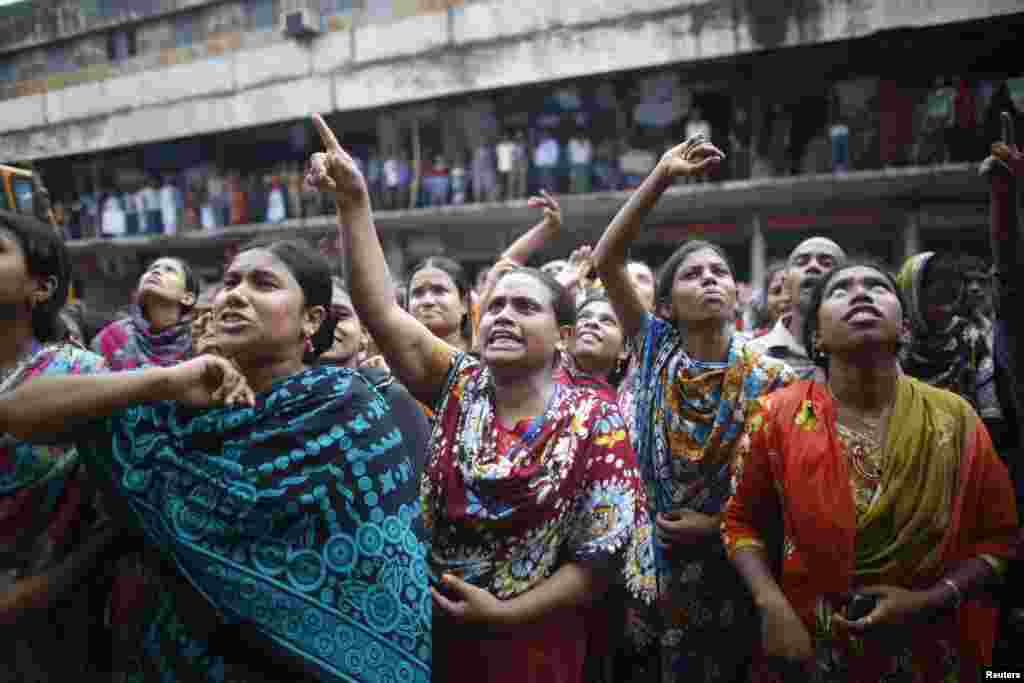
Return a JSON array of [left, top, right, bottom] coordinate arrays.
[[568, 130, 593, 194], [496, 131, 516, 200], [534, 130, 561, 193], [159, 175, 181, 236]]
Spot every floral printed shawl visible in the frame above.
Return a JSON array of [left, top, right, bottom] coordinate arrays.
[[423, 352, 653, 603], [897, 252, 996, 416], [91, 304, 192, 370], [630, 312, 795, 520], [1, 341, 107, 585]]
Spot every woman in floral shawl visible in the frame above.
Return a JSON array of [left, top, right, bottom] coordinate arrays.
[[91, 256, 202, 680], [92, 256, 199, 370], [724, 260, 1017, 682], [0, 237, 432, 683], [306, 114, 652, 683], [896, 251, 1002, 422], [0, 211, 117, 681], [593, 136, 795, 683]]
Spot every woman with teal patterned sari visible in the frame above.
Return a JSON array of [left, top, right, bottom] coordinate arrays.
[[0, 238, 431, 683]]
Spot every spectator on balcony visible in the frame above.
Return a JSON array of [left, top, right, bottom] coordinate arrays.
[[984, 82, 1021, 150], [123, 185, 141, 236], [916, 76, 957, 165], [209, 171, 229, 228], [451, 155, 468, 205], [266, 176, 287, 223], [228, 173, 248, 226], [286, 164, 303, 219], [510, 131, 529, 200], [830, 121, 851, 173], [183, 182, 200, 232], [383, 148, 401, 209], [729, 107, 752, 180], [140, 177, 161, 235], [593, 139, 622, 191], [201, 175, 218, 230], [159, 176, 181, 236], [78, 186, 99, 240], [533, 131, 561, 194], [766, 103, 794, 176], [247, 174, 268, 225], [496, 131, 517, 199], [427, 155, 451, 207], [472, 138, 498, 203], [100, 188, 126, 238], [568, 131, 593, 194]]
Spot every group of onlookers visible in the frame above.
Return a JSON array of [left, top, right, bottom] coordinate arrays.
[[0, 116, 1020, 683]]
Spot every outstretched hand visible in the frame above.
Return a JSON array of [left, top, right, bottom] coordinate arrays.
[[567, 244, 593, 280], [306, 114, 370, 210], [432, 574, 511, 628], [162, 355, 255, 408], [527, 190, 562, 230], [557, 245, 594, 291], [657, 135, 725, 179]]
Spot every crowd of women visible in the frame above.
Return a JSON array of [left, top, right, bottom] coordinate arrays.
[[0, 112, 1021, 683]]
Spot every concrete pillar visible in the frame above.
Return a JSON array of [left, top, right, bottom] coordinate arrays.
[[749, 213, 766, 289], [904, 210, 920, 262], [377, 113, 400, 159]]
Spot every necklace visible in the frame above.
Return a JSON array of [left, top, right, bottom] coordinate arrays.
[[828, 380, 895, 483], [836, 422, 884, 481]]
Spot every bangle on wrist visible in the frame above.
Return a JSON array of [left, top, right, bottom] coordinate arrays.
[[940, 578, 963, 610]]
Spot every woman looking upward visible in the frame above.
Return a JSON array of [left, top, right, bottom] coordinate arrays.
[[593, 134, 796, 683], [306, 114, 652, 683]]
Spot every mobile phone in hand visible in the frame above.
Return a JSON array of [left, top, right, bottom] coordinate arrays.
[[845, 593, 878, 621]]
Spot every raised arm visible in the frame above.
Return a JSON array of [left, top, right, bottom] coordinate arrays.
[[307, 115, 455, 404], [475, 192, 566, 312], [980, 114, 1022, 326], [593, 135, 723, 340], [0, 355, 252, 442], [501, 190, 563, 266]]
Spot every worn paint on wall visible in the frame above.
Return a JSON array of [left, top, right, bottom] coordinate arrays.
[[1, 0, 1020, 160]]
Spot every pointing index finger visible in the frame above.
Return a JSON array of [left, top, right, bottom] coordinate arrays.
[[312, 113, 341, 151]]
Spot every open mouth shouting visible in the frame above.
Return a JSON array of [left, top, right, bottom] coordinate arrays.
[[487, 327, 523, 350]]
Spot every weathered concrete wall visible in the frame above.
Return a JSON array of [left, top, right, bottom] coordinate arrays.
[[2, 0, 1021, 160]]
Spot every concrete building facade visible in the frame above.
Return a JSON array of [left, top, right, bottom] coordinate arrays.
[[1, 0, 1021, 313]]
